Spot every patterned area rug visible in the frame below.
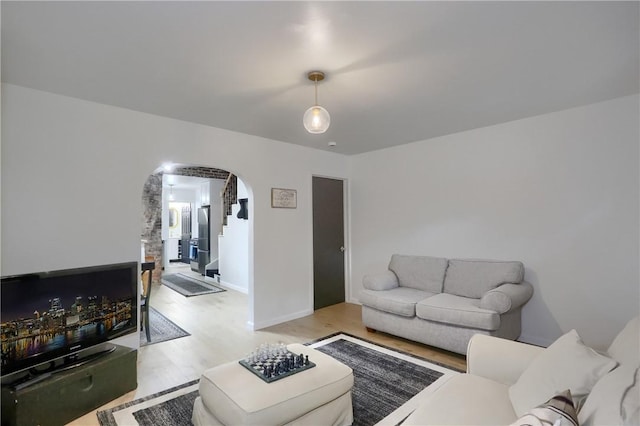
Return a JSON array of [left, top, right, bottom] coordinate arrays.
[[139, 307, 190, 347], [161, 273, 225, 297], [97, 381, 198, 426], [98, 333, 460, 426], [311, 334, 457, 425]]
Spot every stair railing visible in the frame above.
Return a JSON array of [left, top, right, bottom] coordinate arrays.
[[220, 173, 237, 233]]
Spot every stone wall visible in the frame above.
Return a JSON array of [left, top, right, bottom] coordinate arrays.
[[141, 173, 163, 283], [172, 166, 229, 179]]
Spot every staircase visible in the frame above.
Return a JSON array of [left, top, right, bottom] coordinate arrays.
[[217, 174, 250, 293]]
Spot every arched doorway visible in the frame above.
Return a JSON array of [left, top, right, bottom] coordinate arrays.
[[140, 164, 251, 323], [141, 166, 246, 282]]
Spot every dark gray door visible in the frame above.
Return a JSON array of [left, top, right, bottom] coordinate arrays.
[[313, 177, 345, 310]]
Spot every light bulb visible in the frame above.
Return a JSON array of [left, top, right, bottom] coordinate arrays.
[[303, 105, 330, 134]]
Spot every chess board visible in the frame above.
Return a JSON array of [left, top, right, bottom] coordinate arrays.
[[239, 350, 316, 383]]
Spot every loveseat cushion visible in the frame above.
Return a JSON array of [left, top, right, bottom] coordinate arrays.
[[360, 287, 434, 317], [388, 254, 448, 293], [444, 259, 524, 299], [415, 293, 500, 331]]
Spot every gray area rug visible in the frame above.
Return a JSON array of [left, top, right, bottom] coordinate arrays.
[[98, 333, 459, 426], [161, 273, 225, 297], [97, 380, 198, 426], [132, 388, 198, 425], [140, 307, 190, 347], [315, 338, 445, 425]]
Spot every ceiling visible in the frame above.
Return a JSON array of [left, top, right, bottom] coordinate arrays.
[[2, 1, 638, 155]]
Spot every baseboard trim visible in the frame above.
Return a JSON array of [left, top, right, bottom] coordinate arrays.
[[253, 308, 313, 330], [219, 280, 248, 294], [518, 333, 553, 348]]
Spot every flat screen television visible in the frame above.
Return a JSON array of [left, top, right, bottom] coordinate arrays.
[[1, 261, 138, 378]]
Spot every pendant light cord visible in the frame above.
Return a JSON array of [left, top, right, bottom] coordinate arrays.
[[314, 78, 319, 106]]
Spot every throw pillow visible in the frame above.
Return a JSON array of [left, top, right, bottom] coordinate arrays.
[[509, 389, 578, 426], [578, 365, 639, 426], [607, 316, 639, 366], [508, 329, 617, 417]]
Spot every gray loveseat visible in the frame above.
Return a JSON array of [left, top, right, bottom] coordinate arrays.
[[361, 255, 533, 354]]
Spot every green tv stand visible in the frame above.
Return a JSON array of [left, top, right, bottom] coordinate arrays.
[[1, 344, 137, 426]]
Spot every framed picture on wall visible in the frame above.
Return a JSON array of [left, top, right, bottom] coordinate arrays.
[[271, 188, 297, 209]]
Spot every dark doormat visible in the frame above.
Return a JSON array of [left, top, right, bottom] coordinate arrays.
[[140, 307, 190, 347], [161, 273, 226, 297]]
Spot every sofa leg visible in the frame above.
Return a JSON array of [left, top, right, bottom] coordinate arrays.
[[366, 327, 377, 333]]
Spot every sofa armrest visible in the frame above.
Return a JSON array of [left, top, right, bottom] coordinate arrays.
[[363, 270, 399, 291], [467, 334, 543, 386], [479, 281, 533, 314]]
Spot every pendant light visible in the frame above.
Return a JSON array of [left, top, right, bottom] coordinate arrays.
[[303, 71, 330, 134]]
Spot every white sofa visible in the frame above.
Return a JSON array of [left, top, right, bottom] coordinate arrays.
[[402, 316, 639, 425], [361, 255, 533, 354]]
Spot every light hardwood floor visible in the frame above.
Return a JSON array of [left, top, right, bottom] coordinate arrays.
[[70, 266, 466, 425]]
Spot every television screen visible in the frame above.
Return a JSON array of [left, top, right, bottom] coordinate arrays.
[[1, 262, 138, 377]]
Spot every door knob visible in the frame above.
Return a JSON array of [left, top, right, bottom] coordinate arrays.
[[340, 246, 345, 252]]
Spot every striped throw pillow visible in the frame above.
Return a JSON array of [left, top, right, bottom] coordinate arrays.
[[510, 389, 578, 426]]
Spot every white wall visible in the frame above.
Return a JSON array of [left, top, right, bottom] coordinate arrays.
[[1, 83, 350, 330], [238, 179, 248, 199], [219, 178, 250, 293], [3, 83, 637, 349], [208, 179, 225, 262], [350, 95, 639, 350]]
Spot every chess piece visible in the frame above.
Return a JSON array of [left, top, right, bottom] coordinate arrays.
[[305, 355, 309, 365]]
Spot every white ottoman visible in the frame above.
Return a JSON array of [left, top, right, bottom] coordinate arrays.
[[192, 343, 354, 426]]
